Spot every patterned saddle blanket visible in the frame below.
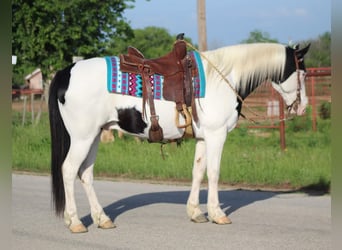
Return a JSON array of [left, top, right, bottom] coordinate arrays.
[[105, 51, 205, 99]]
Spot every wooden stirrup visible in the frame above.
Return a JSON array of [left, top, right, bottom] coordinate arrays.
[[175, 104, 192, 129]]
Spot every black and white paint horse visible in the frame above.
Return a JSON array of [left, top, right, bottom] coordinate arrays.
[[49, 42, 310, 233]]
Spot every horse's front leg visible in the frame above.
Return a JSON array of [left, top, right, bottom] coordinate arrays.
[[187, 139, 209, 223], [205, 128, 232, 224]]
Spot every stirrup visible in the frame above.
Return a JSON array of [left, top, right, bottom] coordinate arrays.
[[175, 104, 192, 129]]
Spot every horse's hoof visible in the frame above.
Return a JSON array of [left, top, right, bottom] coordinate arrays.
[[69, 223, 88, 233], [98, 219, 116, 229], [191, 214, 209, 223], [212, 216, 232, 225]]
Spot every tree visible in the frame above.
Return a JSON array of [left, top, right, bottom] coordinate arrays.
[[302, 32, 330, 67], [240, 29, 330, 67], [12, 0, 135, 85], [107, 26, 194, 58], [241, 29, 278, 43]]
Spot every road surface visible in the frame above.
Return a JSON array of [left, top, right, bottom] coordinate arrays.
[[12, 174, 331, 250]]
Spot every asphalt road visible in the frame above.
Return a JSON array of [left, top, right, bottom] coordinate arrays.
[[12, 174, 331, 250]]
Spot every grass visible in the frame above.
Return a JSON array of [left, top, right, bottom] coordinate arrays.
[[221, 121, 330, 190], [12, 111, 331, 191]]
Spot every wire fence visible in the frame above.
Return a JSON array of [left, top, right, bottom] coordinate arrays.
[[238, 67, 331, 149]]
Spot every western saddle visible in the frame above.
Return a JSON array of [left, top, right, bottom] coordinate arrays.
[[119, 33, 198, 142]]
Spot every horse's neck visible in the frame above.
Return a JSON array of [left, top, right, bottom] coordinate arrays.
[[204, 43, 286, 100], [236, 78, 264, 100]]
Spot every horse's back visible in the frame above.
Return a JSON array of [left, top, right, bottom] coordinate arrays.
[[68, 58, 107, 95]]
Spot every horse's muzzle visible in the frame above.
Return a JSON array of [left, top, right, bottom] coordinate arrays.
[[287, 102, 306, 116]]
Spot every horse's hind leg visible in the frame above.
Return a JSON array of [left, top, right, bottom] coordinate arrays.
[[187, 139, 209, 223], [63, 136, 101, 233], [78, 132, 115, 229]]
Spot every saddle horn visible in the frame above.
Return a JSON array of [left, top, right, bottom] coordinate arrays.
[[176, 33, 185, 40]]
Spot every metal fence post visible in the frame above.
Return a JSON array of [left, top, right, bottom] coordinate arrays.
[[279, 95, 286, 151]]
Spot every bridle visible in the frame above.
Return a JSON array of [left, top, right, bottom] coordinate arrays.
[[285, 50, 303, 114]]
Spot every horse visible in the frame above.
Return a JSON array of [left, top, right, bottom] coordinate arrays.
[[48, 41, 310, 233]]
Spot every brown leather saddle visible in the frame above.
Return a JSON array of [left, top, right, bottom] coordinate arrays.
[[119, 33, 197, 142]]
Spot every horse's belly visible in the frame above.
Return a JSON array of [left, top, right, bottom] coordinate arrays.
[[110, 95, 186, 139]]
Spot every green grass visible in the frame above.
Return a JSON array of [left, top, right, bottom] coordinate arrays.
[[12, 111, 331, 191], [220, 121, 330, 190]]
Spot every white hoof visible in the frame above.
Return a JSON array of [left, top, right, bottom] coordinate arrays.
[[92, 211, 116, 229], [69, 223, 88, 233], [98, 219, 116, 229], [64, 212, 87, 233], [211, 216, 232, 225]]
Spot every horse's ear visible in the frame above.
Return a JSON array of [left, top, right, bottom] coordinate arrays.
[[295, 43, 311, 58]]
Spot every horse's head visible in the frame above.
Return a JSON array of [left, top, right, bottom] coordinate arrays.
[[271, 43, 311, 116]]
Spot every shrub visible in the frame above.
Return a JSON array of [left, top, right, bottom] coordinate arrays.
[[287, 106, 312, 132], [319, 101, 331, 119]]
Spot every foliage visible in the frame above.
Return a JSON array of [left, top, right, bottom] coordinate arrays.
[[241, 29, 278, 43], [12, 112, 51, 171], [12, 0, 135, 85], [222, 124, 330, 189], [107, 26, 194, 58], [12, 0, 330, 86], [319, 101, 331, 120], [301, 32, 331, 67], [286, 106, 313, 132], [241, 29, 330, 68]]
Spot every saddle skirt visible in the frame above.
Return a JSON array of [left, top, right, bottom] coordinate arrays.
[[105, 51, 206, 99]]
